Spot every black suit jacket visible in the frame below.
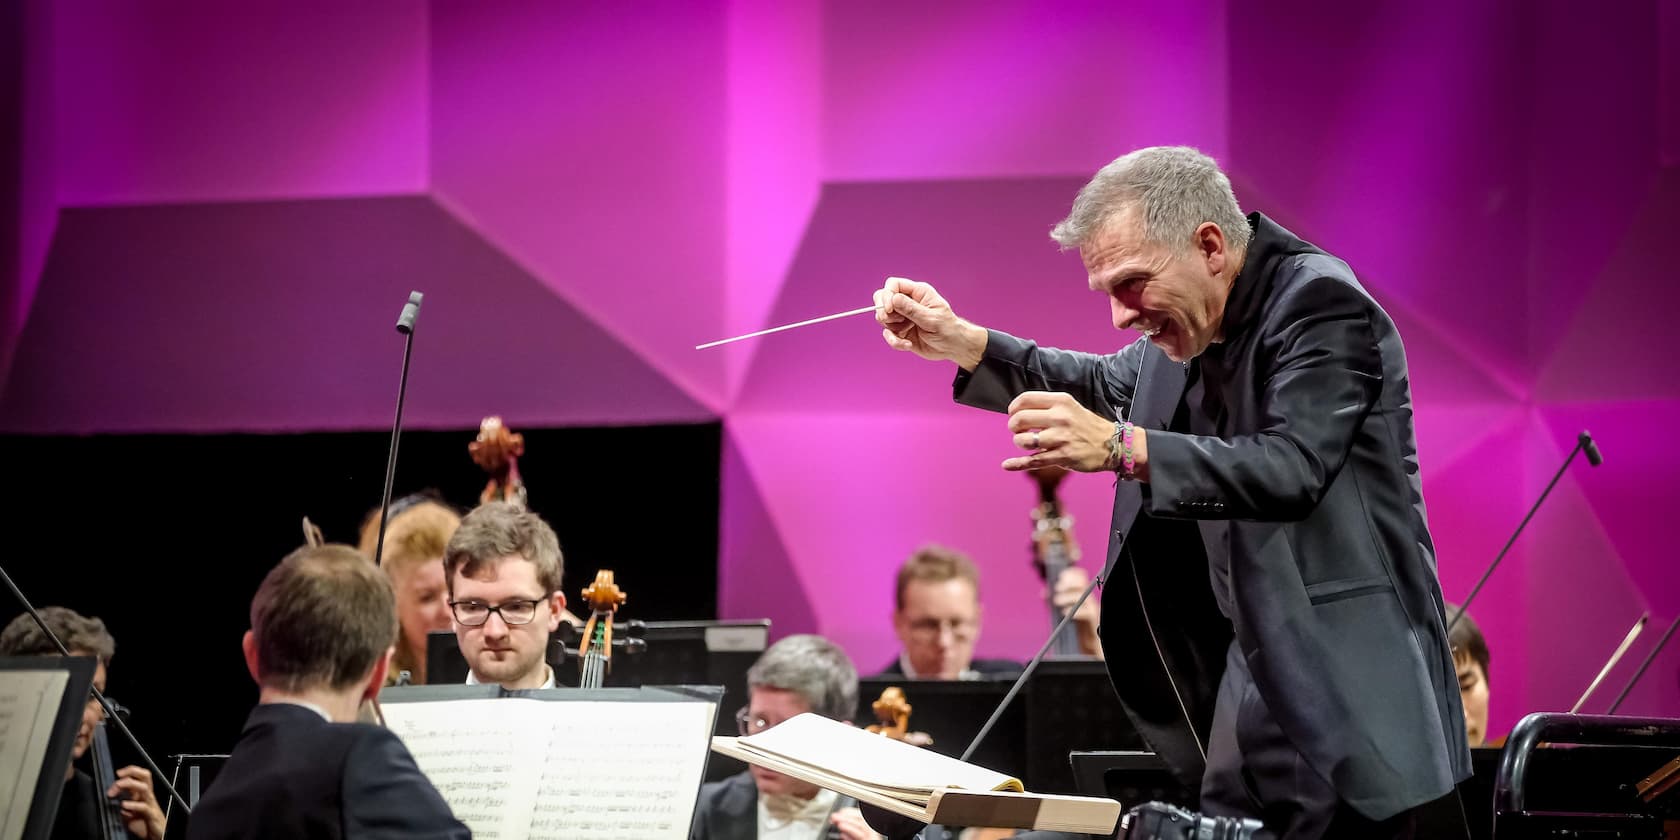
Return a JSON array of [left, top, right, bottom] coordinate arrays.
[[874, 656, 1022, 680], [953, 213, 1471, 821], [690, 770, 860, 840], [186, 703, 469, 840]]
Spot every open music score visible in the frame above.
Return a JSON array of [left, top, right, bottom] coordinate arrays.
[[714, 713, 1120, 834], [381, 692, 715, 840]]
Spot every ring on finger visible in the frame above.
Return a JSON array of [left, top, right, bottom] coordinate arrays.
[[1031, 431, 1041, 450]]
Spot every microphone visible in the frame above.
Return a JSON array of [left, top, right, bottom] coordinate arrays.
[[373, 291, 423, 569], [0, 568, 193, 815], [1448, 429, 1604, 634], [1580, 430, 1603, 467], [396, 291, 422, 336]]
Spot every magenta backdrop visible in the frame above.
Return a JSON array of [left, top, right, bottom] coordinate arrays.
[[2, 0, 1676, 735]]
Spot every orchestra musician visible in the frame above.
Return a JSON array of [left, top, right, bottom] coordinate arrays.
[[874, 146, 1469, 838], [1444, 602, 1491, 748], [691, 634, 882, 840], [185, 544, 468, 839], [877, 545, 1098, 681], [444, 501, 574, 691], [358, 495, 461, 685], [0, 606, 167, 840]]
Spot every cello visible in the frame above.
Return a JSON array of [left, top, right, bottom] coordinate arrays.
[[469, 416, 527, 507], [89, 710, 133, 839], [1028, 467, 1083, 657], [576, 570, 627, 688]]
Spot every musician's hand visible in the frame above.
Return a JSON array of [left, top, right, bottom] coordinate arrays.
[[1052, 567, 1104, 658], [874, 277, 988, 371], [1003, 391, 1132, 474], [111, 765, 166, 839], [832, 806, 886, 840]]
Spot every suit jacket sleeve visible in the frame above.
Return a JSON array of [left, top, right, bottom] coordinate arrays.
[[955, 329, 1144, 420], [341, 726, 471, 840], [1146, 274, 1383, 521]]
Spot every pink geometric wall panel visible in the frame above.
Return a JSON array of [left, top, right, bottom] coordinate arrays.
[[820, 1, 1229, 180], [723, 0, 822, 398], [429, 2, 728, 411], [4, 1, 1676, 731], [1226, 3, 1533, 383], [0, 198, 709, 434], [52, 1, 428, 206]]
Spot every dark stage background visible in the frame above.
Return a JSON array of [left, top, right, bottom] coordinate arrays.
[[0, 423, 722, 770]]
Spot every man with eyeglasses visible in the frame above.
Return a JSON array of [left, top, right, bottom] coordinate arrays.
[[0, 607, 166, 839], [444, 501, 569, 691], [691, 634, 881, 840], [879, 545, 1099, 681]]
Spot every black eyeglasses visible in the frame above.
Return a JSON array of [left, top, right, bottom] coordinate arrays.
[[450, 598, 545, 627]]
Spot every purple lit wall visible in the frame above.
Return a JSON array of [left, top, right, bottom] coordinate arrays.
[[3, 1, 1676, 735]]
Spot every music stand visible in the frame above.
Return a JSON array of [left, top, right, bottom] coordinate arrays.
[[1068, 750, 1192, 811], [1023, 659, 1144, 794], [1, 656, 96, 840], [854, 677, 1022, 780]]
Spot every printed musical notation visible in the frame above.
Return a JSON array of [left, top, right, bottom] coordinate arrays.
[[382, 697, 713, 840]]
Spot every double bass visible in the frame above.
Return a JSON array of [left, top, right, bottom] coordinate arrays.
[[469, 416, 527, 507], [577, 570, 628, 688], [1028, 467, 1083, 656], [89, 711, 133, 839]]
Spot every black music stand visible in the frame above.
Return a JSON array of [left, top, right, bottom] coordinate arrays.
[[854, 677, 1021, 779], [1, 656, 97, 840], [1069, 750, 1192, 810]]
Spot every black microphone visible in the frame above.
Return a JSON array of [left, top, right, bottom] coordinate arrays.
[[0, 568, 193, 816], [373, 291, 423, 569], [1448, 429, 1604, 634], [1580, 430, 1603, 467]]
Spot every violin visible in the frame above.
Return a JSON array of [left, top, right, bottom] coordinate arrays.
[[469, 416, 527, 507], [864, 686, 932, 747], [1029, 467, 1083, 656], [577, 570, 627, 689], [89, 713, 132, 839]]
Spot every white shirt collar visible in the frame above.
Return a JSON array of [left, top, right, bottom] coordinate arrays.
[[758, 787, 838, 840]]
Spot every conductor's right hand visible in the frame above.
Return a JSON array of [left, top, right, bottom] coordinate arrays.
[[874, 277, 988, 371]]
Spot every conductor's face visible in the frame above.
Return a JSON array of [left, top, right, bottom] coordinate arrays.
[[894, 578, 980, 679], [450, 556, 562, 690], [1083, 205, 1233, 363]]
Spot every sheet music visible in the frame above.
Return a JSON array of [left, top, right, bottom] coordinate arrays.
[[0, 670, 71, 840], [383, 696, 713, 840], [737, 713, 1020, 798]]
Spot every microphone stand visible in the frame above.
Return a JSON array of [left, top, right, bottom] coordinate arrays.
[[961, 563, 1103, 763], [366, 291, 423, 719], [1448, 430, 1602, 633], [0, 564, 192, 816], [372, 291, 423, 571]]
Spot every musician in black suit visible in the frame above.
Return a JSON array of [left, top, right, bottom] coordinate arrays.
[[874, 146, 1470, 838], [691, 634, 879, 840], [187, 544, 468, 840], [0, 607, 166, 840]]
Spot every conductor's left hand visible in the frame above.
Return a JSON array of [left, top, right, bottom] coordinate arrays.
[[110, 765, 166, 839], [1003, 392, 1116, 473]]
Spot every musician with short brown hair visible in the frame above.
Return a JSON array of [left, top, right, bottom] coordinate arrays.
[[187, 544, 468, 839], [0, 606, 166, 839], [445, 501, 570, 690], [879, 545, 1098, 680]]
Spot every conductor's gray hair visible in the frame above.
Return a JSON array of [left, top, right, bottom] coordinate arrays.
[[746, 634, 859, 722], [1051, 146, 1251, 256]]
